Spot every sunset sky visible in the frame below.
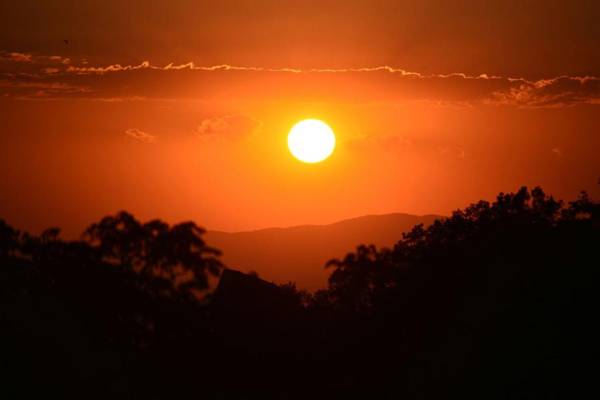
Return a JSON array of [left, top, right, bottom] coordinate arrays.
[[1, 0, 599, 237]]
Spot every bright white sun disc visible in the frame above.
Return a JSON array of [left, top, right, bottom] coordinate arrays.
[[288, 119, 336, 163]]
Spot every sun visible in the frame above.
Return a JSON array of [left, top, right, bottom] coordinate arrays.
[[288, 119, 336, 163]]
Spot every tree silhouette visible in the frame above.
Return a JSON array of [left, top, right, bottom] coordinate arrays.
[[84, 211, 223, 301], [320, 186, 599, 397], [0, 219, 18, 258], [1, 187, 598, 398]]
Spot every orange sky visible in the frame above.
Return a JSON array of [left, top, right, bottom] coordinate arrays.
[[1, 1, 599, 236]]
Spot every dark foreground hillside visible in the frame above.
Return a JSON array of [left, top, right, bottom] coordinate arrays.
[[1, 187, 598, 399]]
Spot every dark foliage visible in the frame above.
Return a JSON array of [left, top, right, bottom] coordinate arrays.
[[1, 212, 222, 397], [1, 188, 598, 398], [319, 187, 599, 398]]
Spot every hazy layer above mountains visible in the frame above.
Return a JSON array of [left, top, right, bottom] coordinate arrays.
[[206, 213, 440, 290]]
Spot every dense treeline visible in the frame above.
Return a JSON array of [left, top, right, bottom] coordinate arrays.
[[1, 214, 224, 397], [1, 187, 598, 398]]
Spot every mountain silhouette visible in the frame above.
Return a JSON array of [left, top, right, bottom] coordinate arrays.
[[206, 213, 440, 290]]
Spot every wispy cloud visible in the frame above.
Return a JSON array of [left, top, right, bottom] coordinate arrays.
[[346, 133, 467, 160], [67, 61, 152, 74], [2, 52, 32, 62], [486, 76, 600, 108], [1, 51, 71, 66], [125, 128, 157, 144], [0, 79, 89, 98], [63, 60, 503, 79], [439, 146, 466, 159], [2, 51, 599, 107], [197, 115, 262, 140]]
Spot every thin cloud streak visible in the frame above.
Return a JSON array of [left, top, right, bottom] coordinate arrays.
[[197, 115, 263, 141], [125, 128, 157, 144], [1, 51, 599, 107], [65, 60, 507, 81], [487, 75, 600, 108]]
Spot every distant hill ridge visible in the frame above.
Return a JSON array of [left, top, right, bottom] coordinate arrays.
[[206, 213, 441, 290]]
